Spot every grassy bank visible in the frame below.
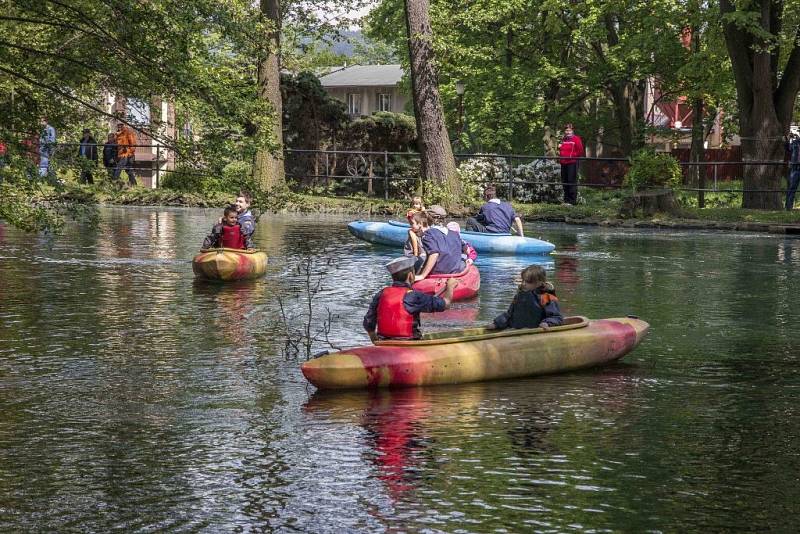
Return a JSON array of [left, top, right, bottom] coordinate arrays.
[[64, 184, 800, 233]]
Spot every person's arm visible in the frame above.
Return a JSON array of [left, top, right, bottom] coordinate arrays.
[[493, 299, 516, 330], [539, 293, 564, 329], [202, 224, 223, 249], [363, 291, 382, 342], [408, 230, 421, 256], [513, 216, 524, 237], [415, 252, 438, 281], [575, 135, 584, 158]]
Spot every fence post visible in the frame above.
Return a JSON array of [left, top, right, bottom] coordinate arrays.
[[325, 152, 330, 188], [508, 156, 514, 201], [155, 145, 160, 189], [384, 151, 389, 200], [713, 162, 718, 192], [698, 161, 705, 208]]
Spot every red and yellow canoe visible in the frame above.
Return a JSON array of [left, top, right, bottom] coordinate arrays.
[[192, 248, 268, 281], [412, 264, 480, 301], [301, 316, 648, 389]]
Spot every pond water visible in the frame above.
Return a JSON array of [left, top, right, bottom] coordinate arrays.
[[1, 207, 799, 532]]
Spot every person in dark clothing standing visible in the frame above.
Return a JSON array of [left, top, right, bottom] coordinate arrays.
[[466, 185, 524, 236], [558, 123, 584, 205], [785, 133, 800, 211], [363, 256, 458, 340], [102, 133, 117, 181], [77, 129, 98, 184]]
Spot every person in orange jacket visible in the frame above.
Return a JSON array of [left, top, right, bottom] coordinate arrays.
[[113, 123, 137, 187]]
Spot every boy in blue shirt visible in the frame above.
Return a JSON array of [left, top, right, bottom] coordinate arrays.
[[416, 205, 465, 281], [466, 185, 524, 236]]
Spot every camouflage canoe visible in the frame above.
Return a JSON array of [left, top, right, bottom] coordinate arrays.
[[192, 248, 268, 281], [301, 316, 648, 389]]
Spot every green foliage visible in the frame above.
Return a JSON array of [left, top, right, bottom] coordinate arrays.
[[343, 111, 417, 151], [624, 150, 682, 191]]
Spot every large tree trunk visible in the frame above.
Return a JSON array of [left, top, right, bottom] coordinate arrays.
[[720, 0, 800, 209], [404, 0, 460, 204], [608, 80, 646, 156], [254, 0, 286, 190]]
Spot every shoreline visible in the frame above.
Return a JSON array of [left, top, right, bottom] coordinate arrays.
[[67, 187, 800, 235]]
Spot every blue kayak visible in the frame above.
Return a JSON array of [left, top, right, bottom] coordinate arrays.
[[347, 220, 556, 255]]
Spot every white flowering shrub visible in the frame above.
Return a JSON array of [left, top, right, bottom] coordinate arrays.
[[510, 159, 563, 203], [457, 156, 509, 202]]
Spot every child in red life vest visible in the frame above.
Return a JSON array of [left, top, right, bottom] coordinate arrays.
[[363, 256, 458, 341], [493, 264, 564, 330], [202, 205, 246, 249]]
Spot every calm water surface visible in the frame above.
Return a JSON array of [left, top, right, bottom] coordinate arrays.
[[1, 207, 799, 532]]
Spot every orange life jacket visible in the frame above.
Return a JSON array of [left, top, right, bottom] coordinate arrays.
[[376, 286, 414, 339]]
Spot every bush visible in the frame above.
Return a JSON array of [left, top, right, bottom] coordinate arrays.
[[456, 157, 507, 203], [160, 164, 205, 192], [511, 159, 563, 204], [161, 161, 256, 196], [624, 149, 682, 191]]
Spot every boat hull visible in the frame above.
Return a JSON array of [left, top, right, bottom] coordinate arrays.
[[347, 220, 556, 255], [412, 264, 480, 301], [192, 248, 268, 281], [301, 317, 648, 389]]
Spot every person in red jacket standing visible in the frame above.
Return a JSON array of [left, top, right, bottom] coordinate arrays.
[[558, 123, 584, 204]]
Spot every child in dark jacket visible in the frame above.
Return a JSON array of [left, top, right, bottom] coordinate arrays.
[[493, 264, 564, 330]]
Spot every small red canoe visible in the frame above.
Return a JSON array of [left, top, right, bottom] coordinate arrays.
[[412, 264, 480, 301]]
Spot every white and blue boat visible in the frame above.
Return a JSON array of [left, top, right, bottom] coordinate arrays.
[[347, 220, 556, 255]]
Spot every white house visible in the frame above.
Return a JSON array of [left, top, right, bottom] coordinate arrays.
[[319, 64, 408, 117]]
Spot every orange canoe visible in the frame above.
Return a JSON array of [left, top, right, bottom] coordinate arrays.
[[192, 248, 268, 281], [301, 316, 648, 389]]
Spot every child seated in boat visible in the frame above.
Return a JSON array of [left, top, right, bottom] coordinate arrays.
[[493, 264, 563, 330], [416, 205, 465, 281], [364, 256, 458, 341], [406, 195, 425, 222], [446, 221, 478, 265], [202, 205, 246, 249], [404, 211, 430, 272]]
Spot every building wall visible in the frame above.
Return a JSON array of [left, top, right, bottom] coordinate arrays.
[[323, 86, 409, 117], [103, 92, 176, 188]]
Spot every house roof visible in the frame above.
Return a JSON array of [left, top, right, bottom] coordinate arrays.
[[319, 64, 403, 87]]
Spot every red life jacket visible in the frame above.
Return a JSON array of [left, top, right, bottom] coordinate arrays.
[[221, 224, 245, 249], [376, 286, 414, 339]]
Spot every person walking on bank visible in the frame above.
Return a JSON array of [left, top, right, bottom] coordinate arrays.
[[77, 129, 98, 184], [785, 133, 800, 211], [558, 123, 584, 205], [113, 123, 137, 187], [102, 133, 117, 181]]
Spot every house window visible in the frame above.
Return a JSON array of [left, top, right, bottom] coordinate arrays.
[[377, 93, 392, 112], [126, 98, 150, 126], [347, 93, 362, 116]]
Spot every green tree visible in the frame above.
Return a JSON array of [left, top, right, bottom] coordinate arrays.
[[719, 0, 800, 209]]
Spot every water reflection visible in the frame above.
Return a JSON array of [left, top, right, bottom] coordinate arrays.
[[2, 211, 800, 531]]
